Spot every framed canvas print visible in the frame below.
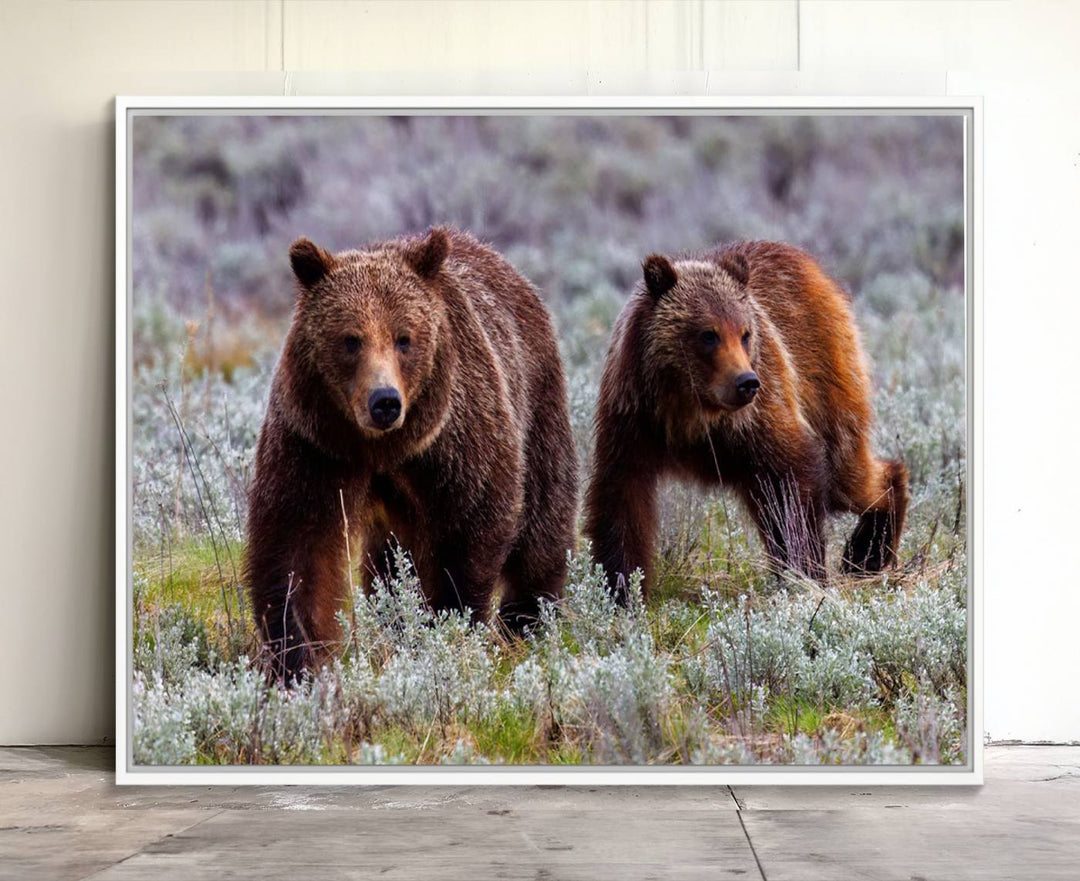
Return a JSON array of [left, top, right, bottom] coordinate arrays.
[[116, 97, 980, 784]]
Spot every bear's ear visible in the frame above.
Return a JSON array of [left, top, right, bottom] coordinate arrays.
[[289, 238, 335, 289], [719, 252, 750, 287], [642, 254, 678, 300], [405, 227, 451, 279]]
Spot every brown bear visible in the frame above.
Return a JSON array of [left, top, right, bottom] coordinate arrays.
[[245, 227, 578, 679], [584, 241, 908, 601]]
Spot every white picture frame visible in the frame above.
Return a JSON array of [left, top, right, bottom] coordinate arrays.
[[116, 95, 981, 785]]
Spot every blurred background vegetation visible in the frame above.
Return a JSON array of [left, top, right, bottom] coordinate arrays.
[[132, 113, 963, 361]]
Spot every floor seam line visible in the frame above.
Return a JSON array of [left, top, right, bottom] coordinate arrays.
[[74, 808, 228, 881], [737, 809, 768, 881]]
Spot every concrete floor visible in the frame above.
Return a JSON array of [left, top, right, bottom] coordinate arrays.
[[1, 747, 1078, 880]]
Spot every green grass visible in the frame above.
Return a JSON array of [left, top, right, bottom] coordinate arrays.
[[470, 705, 545, 764], [137, 537, 243, 618], [134, 537, 256, 677]]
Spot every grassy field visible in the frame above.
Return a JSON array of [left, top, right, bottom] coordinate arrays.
[[130, 114, 967, 766]]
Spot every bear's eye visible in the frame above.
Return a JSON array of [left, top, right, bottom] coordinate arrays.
[[395, 335, 411, 353], [700, 329, 720, 346], [741, 330, 751, 347], [343, 335, 362, 355]]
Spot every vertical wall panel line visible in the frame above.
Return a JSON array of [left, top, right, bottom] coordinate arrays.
[[797, 0, 802, 70]]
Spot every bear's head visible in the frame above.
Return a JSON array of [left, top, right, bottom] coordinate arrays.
[[640, 251, 761, 418], [288, 228, 451, 438]]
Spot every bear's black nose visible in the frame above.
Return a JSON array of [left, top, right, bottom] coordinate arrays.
[[368, 387, 402, 429], [735, 372, 760, 404]]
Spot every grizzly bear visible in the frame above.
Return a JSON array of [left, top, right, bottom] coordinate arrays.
[[245, 227, 578, 679], [584, 241, 908, 601]]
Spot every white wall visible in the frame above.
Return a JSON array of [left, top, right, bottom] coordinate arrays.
[[1, 0, 1076, 745]]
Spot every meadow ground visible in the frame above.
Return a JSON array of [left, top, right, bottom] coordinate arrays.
[[129, 114, 967, 766]]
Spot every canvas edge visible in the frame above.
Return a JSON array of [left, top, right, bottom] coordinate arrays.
[[115, 95, 132, 786], [114, 94, 982, 786]]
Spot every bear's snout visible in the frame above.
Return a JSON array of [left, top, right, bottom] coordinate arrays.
[[367, 387, 403, 430], [734, 372, 760, 405]]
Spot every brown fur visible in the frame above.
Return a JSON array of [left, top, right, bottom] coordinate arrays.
[[246, 227, 578, 679], [584, 241, 908, 601]]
